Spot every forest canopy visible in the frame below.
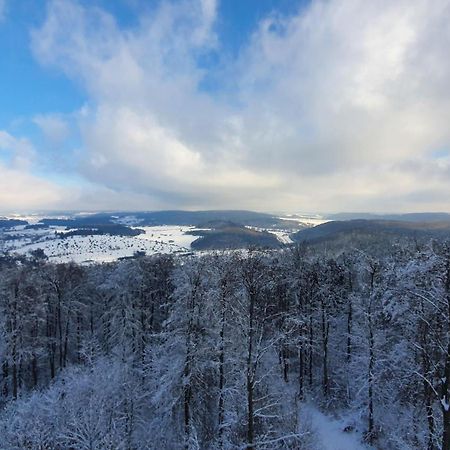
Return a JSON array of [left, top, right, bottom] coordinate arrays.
[[1, 238, 450, 449]]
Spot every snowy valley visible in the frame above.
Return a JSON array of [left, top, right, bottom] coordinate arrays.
[[0, 211, 315, 263]]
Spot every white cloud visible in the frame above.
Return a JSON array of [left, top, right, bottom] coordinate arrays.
[[0, 131, 66, 210], [34, 114, 70, 147], [0, 130, 165, 212], [0, 130, 35, 170], [28, 0, 450, 212]]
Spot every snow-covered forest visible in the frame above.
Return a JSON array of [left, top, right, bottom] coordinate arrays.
[[1, 240, 450, 449]]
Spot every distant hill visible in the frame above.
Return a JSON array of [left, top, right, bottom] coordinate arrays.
[[191, 225, 281, 250], [127, 210, 281, 227], [39, 210, 283, 229], [41, 214, 115, 227], [0, 219, 28, 229], [292, 219, 450, 244], [326, 212, 450, 222]]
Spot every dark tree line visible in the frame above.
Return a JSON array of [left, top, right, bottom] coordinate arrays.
[[1, 240, 450, 449]]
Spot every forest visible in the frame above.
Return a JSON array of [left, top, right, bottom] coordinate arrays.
[[1, 238, 450, 449]]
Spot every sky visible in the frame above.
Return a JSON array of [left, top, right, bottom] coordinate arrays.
[[1, 0, 450, 213]]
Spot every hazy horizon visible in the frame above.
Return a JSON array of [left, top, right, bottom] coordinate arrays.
[[3, 208, 450, 218]]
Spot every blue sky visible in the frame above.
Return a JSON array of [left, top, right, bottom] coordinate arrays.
[[0, 0, 450, 213], [0, 1, 80, 124], [0, 0, 303, 128]]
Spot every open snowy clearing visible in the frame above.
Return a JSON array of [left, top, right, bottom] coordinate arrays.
[[2, 225, 199, 263], [305, 405, 373, 450], [2, 223, 299, 264], [279, 215, 330, 227]]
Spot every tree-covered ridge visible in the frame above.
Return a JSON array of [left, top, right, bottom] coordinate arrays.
[[1, 241, 450, 449]]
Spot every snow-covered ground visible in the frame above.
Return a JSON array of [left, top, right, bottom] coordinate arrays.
[[245, 226, 294, 244], [1, 213, 327, 263], [2, 225, 199, 264], [270, 229, 294, 244], [279, 214, 329, 227], [303, 405, 373, 450]]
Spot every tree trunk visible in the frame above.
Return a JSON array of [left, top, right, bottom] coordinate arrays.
[[31, 355, 38, 388], [63, 315, 70, 368], [367, 289, 375, 443], [11, 285, 18, 399], [183, 280, 198, 449], [308, 314, 313, 387], [246, 288, 256, 450], [46, 306, 56, 379], [57, 298, 63, 370], [12, 340, 17, 399], [183, 341, 192, 449], [442, 255, 450, 450], [76, 313, 82, 364], [368, 317, 374, 441], [298, 343, 304, 399], [441, 343, 450, 450], [297, 292, 304, 399], [321, 302, 329, 397], [347, 299, 352, 363], [218, 285, 226, 449], [2, 360, 9, 398]]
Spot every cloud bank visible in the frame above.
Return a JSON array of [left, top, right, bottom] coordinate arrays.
[[0, 130, 66, 210], [8, 0, 450, 212]]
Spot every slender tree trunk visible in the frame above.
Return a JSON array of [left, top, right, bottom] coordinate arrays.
[[420, 317, 435, 449], [2, 360, 9, 398], [441, 342, 450, 450], [140, 291, 146, 375], [297, 292, 304, 399], [246, 289, 256, 450], [347, 299, 352, 363], [183, 280, 198, 450], [30, 350, 37, 386], [321, 301, 329, 397], [124, 395, 134, 450], [12, 340, 17, 399], [76, 313, 82, 364], [424, 370, 435, 450], [366, 266, 377, 443], [63, 315, 70, 368], [298, 342, 304, 399], [246, 371, 254, 450], [368, 312, 374, 441], [31, 317, 39, 387], [46, 303, 56, 379], [282, 347, 289, 383], [57, 291, 63, 371], [11, 286, 18, 399], [441, 257, 450, 450], [308, 314, 313, 387], [218, 285, 227, 449]]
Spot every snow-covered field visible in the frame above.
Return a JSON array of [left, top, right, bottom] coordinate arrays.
[[0, 213, 327, 263], [269, 229, 294, 244], [1, 225, 199, 264], [279, 214, 330, 227]]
